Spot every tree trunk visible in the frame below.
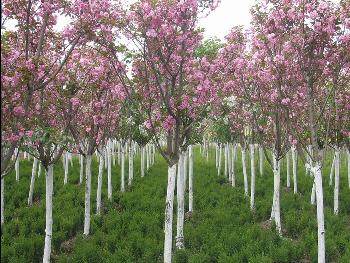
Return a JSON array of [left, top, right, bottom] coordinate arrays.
[[146, 144, 150, 171], [121, 144, 125, 192], [334, 147, 340, 215], [329, 154, 335, 186], [217, 145, 222, 176], [270, 152, 281, 235], [28, 157, 38, 206], [286, 150, 291, 188], [64, 152, 69, 185], [312, 163, 326, 262], [96, 153, 104, 215], [250, 144, 255, 210], [224, 144, 228, 177], [231, 144, 236, 187], [128, 141, 133, 186], [79, 155, 84, 185], [228, 143, 232, 182], [242, 147, 248, 196], [292, 146, 298, 194], [83, 154, 92, 236], [107, 145, 112, 200], [141, 146, 145, 177], [164, 164, 177, 263], [347, 149, 350, 189], [1, 176, 4, 225], [176, 153, 185, 249], [38, 163, 42, 178], [43, 165, 53, 263], [259, 146, 264, 176], [188, 145, 193, 212], [215, 144, 219, 169], [183, 149, 187, 192], [15, 151, 19, 181]]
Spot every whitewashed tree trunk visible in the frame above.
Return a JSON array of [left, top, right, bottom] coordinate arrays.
[[121, 144, 125, 192], [311, 181, 316, 205], [224, 144, 228, 177], [96, 153, 104, 215], [107, 145, 112, 200], [215, 144, 219, 169], [259, 146, 264, 176], [270, 152, 281, 235], [249, 144, 255, 210], [347, 149, 350, 189], [1, 176, 4, 225], [63, 152, 69, 185], [227, 143, 231, 182], [231, 144, 236, 187], [176, 153, 185, 250], [141, 146, 145, 177], [15, 152, 19, 181], [286, 151, 291, 188], [242, 147, 248, 196], [164, 164, 177, 263], [292, 146, 298, 194], [84, 154, 92, 236], [334, 147, 340, 215], [128, 141, 133, 186], [28, 158, 38, 206], [104, 143, 108, 169], [43, 165, 53, 263], [38, 163, 42, 178], [312, 163, 326, 263], [146, 144, 150, 171], [217, 145, 222, 176], [79, 155, 84, 185], [118, 141, 121, 165], [183, 149, 187, 191], [329, 154, 335, 186], [188, 145, 193, 212]]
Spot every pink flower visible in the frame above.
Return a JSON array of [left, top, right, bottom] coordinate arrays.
[[281, 98, 290, 105], [26, 130, 34, 137], [13, 106, 25, 116], [162, 115, 176, 131], [146, 29, 157, 37], [70, 97, 80, 106]]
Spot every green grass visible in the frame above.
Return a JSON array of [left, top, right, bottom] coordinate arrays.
[[1, 147, 350, 262]]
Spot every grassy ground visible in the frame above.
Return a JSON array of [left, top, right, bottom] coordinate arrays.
[[1, 147, 350, 262]]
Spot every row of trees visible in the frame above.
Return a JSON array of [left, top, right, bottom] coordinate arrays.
[[1, 0, 349, 262]]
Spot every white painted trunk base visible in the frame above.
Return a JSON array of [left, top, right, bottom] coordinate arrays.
[[164, 164, 177, 263], [43, 165, 53, 263], [84, 155, 92, 235]]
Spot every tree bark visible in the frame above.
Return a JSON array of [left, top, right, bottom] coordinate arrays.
[[28, 157, 38, 206], [329, 154, 335, 186], [334, 147, 340, 215], [292, 146, 298, 194], [63, 152, 69, 185], [83, 154, 92, 236], [259, 146, 264, 176], [121, 144, 125, 192], [79, 155, 84, 185], [15, 150, 19, 182], [164, 164, 177, 263], [1, 176, 4, 225], [250, 144, 255, 210], [271, 152, 281, 235], [107, 144, 112, 200], [242, 146, 248, 196], [231, 144, 236, 187], [96, 153, 104, 215], [128, 141, 133, 186], [43, 165, 53, 263], [176, 153, 185, 250], [188, 145, 193, 212], [286, 150, 291, 188]]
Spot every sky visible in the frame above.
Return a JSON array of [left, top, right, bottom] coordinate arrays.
[[3, 0, 254, 40], [199, 0, 255, 40]]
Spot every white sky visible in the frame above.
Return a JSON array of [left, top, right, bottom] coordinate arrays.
[[200, 0, 255, 40]]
